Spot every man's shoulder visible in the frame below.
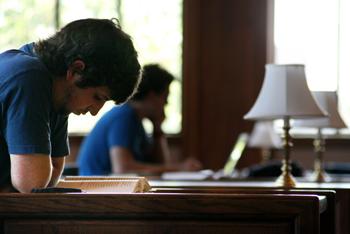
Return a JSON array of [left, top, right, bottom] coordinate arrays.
[[0, 50, 52, 112], [0, 49, 48, 78], [0, 50, 51, 89]]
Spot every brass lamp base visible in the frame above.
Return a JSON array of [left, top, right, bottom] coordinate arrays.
[[311, 169, 330, 183], [275, 160, 297, 188], [311, 131, 330, 183], [274, 117, 298, 188], [275, 173, 297, 188]]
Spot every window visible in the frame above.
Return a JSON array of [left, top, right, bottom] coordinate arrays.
[[0, 1, 55, 51], [65, 0, 183, 134], [274, 0, 350, 134], [0, 0, 183, 135]]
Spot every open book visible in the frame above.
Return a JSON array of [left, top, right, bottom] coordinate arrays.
[[57, 176, 151, 193]]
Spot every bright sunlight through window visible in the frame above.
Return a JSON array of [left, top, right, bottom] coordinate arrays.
[[274, 0, 350, 134], [64, 0, 183, 135], [0, 0, 183, 135]]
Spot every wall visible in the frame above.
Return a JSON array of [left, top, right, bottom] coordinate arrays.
[[182, 0, 269, 169], [69, 0, 350, 172]]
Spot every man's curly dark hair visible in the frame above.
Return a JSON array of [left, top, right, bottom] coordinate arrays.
[[34, 18, 141, 104]]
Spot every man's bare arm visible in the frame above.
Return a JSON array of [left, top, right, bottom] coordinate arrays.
[[49, 156, 65, 187], [10, 154, 52, 193]]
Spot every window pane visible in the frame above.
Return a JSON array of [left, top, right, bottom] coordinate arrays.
[[275, 0, 350, 134], [0, 0, 55, 52], [121, 0, 183, 134], [274, 0, 338, 91], [60, 0, 120, 134], [0, 0, 183, 135], [60, 0, 118, 26], [274, 0, 350, 132], [65, 0, 183, 134], [338, 0, 350, 128]]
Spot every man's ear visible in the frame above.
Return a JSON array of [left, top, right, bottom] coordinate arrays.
[[66, 60, 85, 81]]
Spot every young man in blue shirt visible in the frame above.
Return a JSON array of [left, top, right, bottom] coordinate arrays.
[[0, 18, 141, 193], [78, 64, 202, 175]]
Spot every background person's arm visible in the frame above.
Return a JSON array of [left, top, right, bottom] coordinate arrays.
[[109, 146, 202, 175], [10, 154, 52, 193], [110, 146, 166, 175], [149, 109, 172, 164], [150, 129, 172, 164]]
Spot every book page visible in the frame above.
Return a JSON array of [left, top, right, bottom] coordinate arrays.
[[57, 177, 151, 193], [63, 176, 143, 181]]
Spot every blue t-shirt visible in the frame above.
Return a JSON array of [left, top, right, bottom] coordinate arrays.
[[0, 43, 69, 187], [78, 103, 151, 175]]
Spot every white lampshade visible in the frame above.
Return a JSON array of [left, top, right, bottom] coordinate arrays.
[[248, 121, 282, 149], [244, 64, 327, 120], [293, 91, 347, 129]]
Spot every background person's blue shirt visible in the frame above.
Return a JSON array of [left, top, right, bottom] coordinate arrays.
[[77, 103, 151, 175], [0, 43, 69, 187]]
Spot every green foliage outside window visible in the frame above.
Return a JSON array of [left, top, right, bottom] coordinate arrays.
[[0, 0, 183, 134]]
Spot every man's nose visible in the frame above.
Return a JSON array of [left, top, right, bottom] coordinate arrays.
[[89, 102, 105, 116]]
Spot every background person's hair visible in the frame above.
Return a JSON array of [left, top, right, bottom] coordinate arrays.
[[131, 64, 174, 101], [34, 18, 141, 104]]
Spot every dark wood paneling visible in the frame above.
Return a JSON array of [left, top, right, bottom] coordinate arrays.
[[4, 220, 292, 234], [151, 180, 350, 234], [183, 0, 268, 169], [153, 187, 335, 234], [0, 193, 322, 234]]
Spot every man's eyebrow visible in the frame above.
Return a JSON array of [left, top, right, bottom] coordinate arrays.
[[95, 93, 110, 101]]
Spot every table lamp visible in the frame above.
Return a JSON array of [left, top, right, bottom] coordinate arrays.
[[293, 91, 347, 182], [244, 64, 327, 188], [248, 121, 282, 162]]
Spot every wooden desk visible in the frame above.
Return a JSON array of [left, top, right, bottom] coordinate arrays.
[[153, 187, 335, 234], [150, 180, 350, 234], [0, 192, 325, 234]]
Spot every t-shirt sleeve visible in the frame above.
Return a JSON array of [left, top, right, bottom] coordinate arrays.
[[4, 70, 52, 155], [107, 113, 136, 149]]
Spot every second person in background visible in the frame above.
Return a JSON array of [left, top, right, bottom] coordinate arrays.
[[78, 64, 202, 175]]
